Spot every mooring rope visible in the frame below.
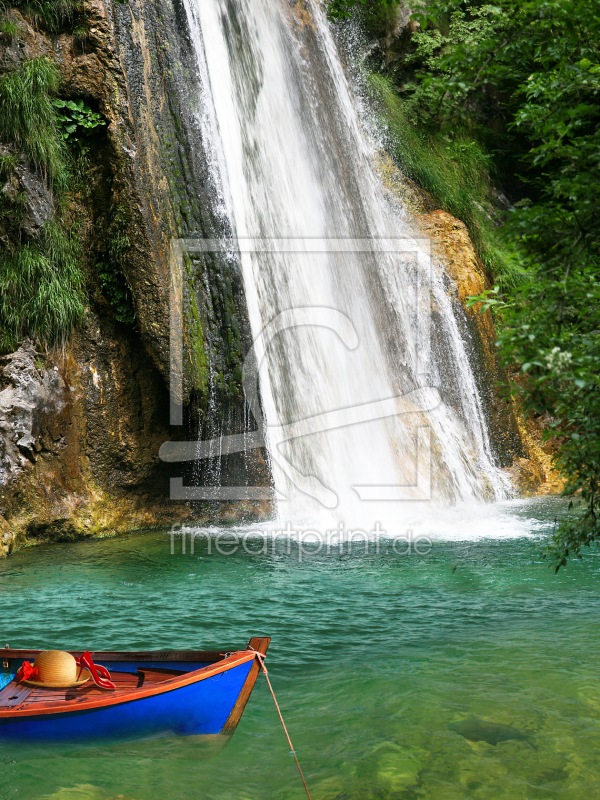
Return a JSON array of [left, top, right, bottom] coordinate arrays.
[[249, 647, 313, 800]]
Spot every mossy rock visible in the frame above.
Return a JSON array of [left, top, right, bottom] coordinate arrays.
[[25, 518, 90, 543]]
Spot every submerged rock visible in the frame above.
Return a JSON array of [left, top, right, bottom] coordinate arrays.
[[449, 718, 536, 749]]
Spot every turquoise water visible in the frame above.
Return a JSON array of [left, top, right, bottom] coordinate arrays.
[[1, 497, 600, 800]]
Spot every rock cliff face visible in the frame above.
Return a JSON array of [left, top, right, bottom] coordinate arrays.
[[416, 208, 522, 464], [1, 335, 188, 557], [0, 0, 272, 556]]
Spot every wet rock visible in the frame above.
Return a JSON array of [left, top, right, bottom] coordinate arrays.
[[16, 160, 55, 239], [504, 398, 566, 496], [0, 145, 55, 243], [26, 518, 89, 542], [0, 516, 11, 556], [0, 340, 67, 490], [370, 741, 423, 795], [0, 317, 213, 555], [418, 210, 489, 306], [491, 188, 513, 213]]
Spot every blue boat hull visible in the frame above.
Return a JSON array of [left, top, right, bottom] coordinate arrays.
[[0, 660, 253, 743]]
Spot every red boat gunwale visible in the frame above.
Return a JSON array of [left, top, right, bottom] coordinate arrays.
[[0, 637, 270, 722]]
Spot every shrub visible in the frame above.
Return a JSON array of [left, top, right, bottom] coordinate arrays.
[[52, 98, 105, 143]]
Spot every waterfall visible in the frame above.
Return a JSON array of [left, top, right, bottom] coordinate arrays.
[[181, 0, 511, 533]]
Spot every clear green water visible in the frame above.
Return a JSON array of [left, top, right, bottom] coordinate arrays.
[[1, 497, 600, 800]]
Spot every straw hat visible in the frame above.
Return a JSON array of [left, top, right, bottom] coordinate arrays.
[[23, 650, 91, 688]]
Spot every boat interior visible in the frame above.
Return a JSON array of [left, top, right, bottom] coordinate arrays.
[[0, 649, 233, 710]]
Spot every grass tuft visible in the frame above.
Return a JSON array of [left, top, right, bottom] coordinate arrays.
[[0, 57, 67, 187], [0, 152, 19, 178], [0, 222, 85, 349], [0, 18, 20, 39]]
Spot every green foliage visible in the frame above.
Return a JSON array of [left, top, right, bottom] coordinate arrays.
[[0, 57, 66, 187], [495, 271, 600, 571], [418, 0, 600, 567], [9, 0, 83, 34], [413, 1, 600, 192], [0, 152, 19, 178], [0, 18, 20, 39], [0, 223, 85, 349], [98, 264, 135, 326], [398, 5, 504, 128], [466, 285, 506, 315], [0, 56, 94, 349], [52, 98, 105, 145], [367, 74, 518, 284]]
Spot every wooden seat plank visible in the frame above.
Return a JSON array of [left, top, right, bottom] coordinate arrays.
[[0, 682, 34, 707], [18, 672, 142, 708], [21, 679, 147, 708], [137, 667, 187, 685]]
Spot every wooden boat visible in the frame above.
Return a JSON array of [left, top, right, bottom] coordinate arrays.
[[0, 637, 269, 744]]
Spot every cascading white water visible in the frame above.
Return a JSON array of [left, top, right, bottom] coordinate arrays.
[[182, 0, 512, 533]]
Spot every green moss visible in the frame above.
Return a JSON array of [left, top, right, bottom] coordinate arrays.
[[184, 255, 209, 395]]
